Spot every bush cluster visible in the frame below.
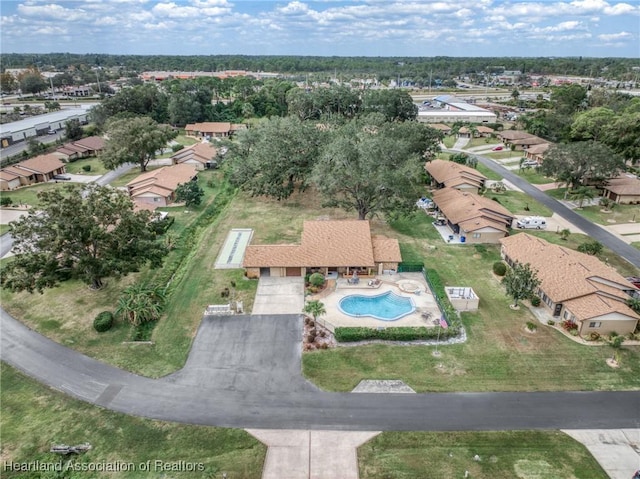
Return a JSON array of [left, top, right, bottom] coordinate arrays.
[[334, 326, 458, 343], [309, 272, 325, 287], [530, 295, 541, 307], [0, 196, 13, 207], [93, 311, 114, 332], [423, 268, 459, 327], [82, 164, 91, 172], [493, 261, 507, 276]]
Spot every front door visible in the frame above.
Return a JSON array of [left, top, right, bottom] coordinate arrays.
[[553, 303, 562, 317]]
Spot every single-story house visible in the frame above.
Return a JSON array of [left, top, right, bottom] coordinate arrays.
[[476, 125, 495, 137], [602, 175, 640, 204], [432, 187, 515, 244], [171, 142, 218, 170], [500, 233, 640, 336], [524, 142, 551, 164], [457, 125, 494, 139], [429, 124, 452, 135], [184, 122, 246, 139], [54, 136, 105, 162], [497, 130, 547, 151], [243, 220, 402, 278], [457, 126, 472, 138], [0, 154, 67, 190], [425, 159, 487, 194], [126, 164, 198, 208]]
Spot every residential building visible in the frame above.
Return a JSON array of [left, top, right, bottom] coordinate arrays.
[[54, 136, 105, 162], [425, 159, 487, 194], [524, 143, 551, 165], [432, 187, 515, 244], [243, 220, 401, 278], [171, 142, 218, 170], [602, 175, 640, 205], [184, 122, 246, 139], [500, 234, 640, 335], [0, 154, 66, 190], [497, 130, 548, 151], [428, 123, 452, 135], [126, 164, 198, 208]]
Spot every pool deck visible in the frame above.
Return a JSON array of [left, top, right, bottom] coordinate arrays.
[[314, 272, 441, 330]]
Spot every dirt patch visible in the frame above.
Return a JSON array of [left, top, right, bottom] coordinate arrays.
[[606, 358, 620, 368]]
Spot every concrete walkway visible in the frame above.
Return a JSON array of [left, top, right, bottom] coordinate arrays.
[[247, 429, 380, 479], [252, 276, 305, 315], [563, 429, 640, 479]]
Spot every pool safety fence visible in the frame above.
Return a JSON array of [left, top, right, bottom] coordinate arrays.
[[422, 268, 461, 329], [397, 262, 425, 273]]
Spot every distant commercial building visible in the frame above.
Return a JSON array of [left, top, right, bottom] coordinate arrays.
[[418, 95, 497, 124]]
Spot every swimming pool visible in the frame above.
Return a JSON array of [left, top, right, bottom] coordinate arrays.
[[339, 291, 415, 321]]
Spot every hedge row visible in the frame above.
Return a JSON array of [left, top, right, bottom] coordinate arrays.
[[334, 326, 459, 343], [423, 268, 460, 327]]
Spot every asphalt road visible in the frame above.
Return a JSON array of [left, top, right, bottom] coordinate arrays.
[[446, 149, 640, 269], [2, 309, 639, 431]]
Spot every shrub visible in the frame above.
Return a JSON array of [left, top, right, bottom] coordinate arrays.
[[309, 272, 325, 287], [493, 261, 507, 276], [93, 311, 114, 332], [171, 143, 184, 153], [474, 244, 487, 255], [561, 320, 578, 332], [547, 320, 556, 326], [526, 321, 537, 331], [530, 296, 541, 307], [577, 241, 603, 256], [0, 196, 13, 207], [82, 164, 91, 172], [334, 326, 459, 343], [587, 331, 601, 341]]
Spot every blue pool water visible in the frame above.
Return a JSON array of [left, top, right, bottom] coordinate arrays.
[[339, 291, 415, 321]]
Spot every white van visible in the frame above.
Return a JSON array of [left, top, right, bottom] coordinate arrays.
[[516, 216, 547, 229]]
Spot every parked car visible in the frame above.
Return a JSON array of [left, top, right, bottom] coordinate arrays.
[[521, 160, 539, 167], [47, 129, 57, 135], [491, 146, 504, 151], [53, 174, 71, 181]]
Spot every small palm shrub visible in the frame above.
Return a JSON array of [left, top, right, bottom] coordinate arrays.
[[530, 296, 541, 307], [493, 261, 507, 276], [309, 272, 325, 287], [526, 321, 537, 331], [93, 311, 114, 332]]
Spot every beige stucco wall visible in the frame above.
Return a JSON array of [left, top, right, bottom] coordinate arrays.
[[460, 230, 505, 244], [269, 267, 284, 277], [245, 267, 260, 279], [578, 312, 638, 336]]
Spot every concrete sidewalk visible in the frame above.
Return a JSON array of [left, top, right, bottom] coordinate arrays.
[[247, 429, 380, 479]]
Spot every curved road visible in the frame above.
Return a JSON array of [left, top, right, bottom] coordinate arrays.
[[2, 309, 639, 431]]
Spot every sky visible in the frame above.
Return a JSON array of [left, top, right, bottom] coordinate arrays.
[[1, 0, 639, 58]]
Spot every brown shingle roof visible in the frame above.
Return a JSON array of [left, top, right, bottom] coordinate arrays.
[[243, 220, 400, 268], [604, 175, 640, 196], [498, 130, 536, 141], [525, 143, 551, 155], [476, 126, 495, 133], [425, 159, 486, 189], [562, 294, 639, 321], [433, 187, 514, 233], [429, 124, 452, 132], [127, 164, 198, 198], [171, 142, 217, 165], [74, 136, 105, 150], [17, 154, 65, 174], [499, 233, 639, 322]]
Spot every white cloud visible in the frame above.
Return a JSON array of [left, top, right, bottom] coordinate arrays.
[[598, 31, 633, 41]]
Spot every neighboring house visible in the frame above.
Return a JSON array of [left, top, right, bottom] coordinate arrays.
[[500, 233, 640, 336], [602, 175, 640, 205], [171, 142, 218, 170], [243, 220, 402, 278], [432, 187, 515, 244], [0, 154, 67, 190], [524, 142, 551, 164], [184, 122, 246, 139], [429, 123, 452, 135], [457, 126, 472, 138], [126, 164, 198, 208], [476, 125, 495, 137], [497, 130, 547, 151], [54, 136, 105, 162], [425, 159, 487, 194]]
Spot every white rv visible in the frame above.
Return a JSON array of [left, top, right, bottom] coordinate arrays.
[[516, 216, 547, 229]]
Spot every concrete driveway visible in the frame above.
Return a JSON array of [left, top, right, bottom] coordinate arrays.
[[252, 276, 305, 315], [164, 314, 316, 394]]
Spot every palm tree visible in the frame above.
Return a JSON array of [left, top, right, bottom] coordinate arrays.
[[115, 283, 166, 327], [559, 228, 571, 241], [569, 186, 595, 209], [303, 300, 326, 321]]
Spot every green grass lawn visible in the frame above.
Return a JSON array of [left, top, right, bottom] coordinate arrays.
[[109, 166, 160, 188], [484, 190, 553, 216], [359, 431, 607, 479], [65, 157, 109, 176], [0, 183, 68, 208], [485, 151, 521, 160], [571, 203, 640, 226], [0, 363, 266, 479], [513, 167, 556, 185], [465, 137, 499, 148], [442, 136, 455, 148], [0, 224, 12, 235], [474, 163, 503, 181], [174, 133, 199, 146]]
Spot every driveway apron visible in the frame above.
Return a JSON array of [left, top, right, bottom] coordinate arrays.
[[252, 276, 305, 315]]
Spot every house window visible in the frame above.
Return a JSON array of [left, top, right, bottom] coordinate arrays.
[[563, 311, 568, 319], [153, 197, 160, 202], [589, 322, 601, 328], [473, 233, 481, 238]]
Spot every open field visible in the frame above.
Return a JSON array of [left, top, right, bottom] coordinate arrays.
[[65, 157, 109, 176], [485, 190, 553, 216], [0, 183, 69, 208], [359, 431, 607, 479], [0, 363, 266, 479]]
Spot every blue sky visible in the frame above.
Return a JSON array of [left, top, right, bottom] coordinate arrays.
[[1, 0, 639, 57]]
